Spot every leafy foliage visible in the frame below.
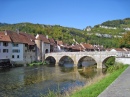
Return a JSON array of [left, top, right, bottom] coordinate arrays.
[[105, 57, 115, 68], [120, 31, 130, 48], [101, 18, 130, 28]]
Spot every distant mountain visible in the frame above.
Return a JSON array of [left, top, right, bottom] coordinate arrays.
[[0, 23, 9, 26]]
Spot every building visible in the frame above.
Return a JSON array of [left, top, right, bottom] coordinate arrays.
[[48, 38, 57, 52], [0, 30, 36, 64], [80, 43, 94, 51], [35, 34, 50, 61], [0, 32, 12, 59]]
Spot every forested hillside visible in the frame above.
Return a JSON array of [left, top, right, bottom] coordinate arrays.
[[0, 18, 130, 48], [101, 18, 130, 28]]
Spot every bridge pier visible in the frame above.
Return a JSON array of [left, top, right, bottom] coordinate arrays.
[[97, 62, 103, 69]]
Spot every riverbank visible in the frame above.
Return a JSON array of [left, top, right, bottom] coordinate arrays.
[[41, 64, 128, 97], [70, 64, 128, 97]]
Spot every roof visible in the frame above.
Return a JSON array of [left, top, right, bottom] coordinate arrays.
[[19, 32, 35, 45], [48, 38, 56, 46], [0, 35, 11, 42], [123, 48, 130, 51], [111, 48, 125, 51], [0, 31, 35, 45], [81, 43, 94, 49], [6, 30, 24, 43], [115, 48, 126, 51], [71, 44, 84, 51], [36, 34, 50, 43]]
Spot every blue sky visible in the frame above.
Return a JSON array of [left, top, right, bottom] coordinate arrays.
[[0, 0, 130, 29]]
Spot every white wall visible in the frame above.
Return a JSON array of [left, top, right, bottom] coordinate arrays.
[[11, 43, 24, 61], [116, 58, 130, 65], [42, 42, 50, 55], [0, 42, 12, 59], [41, 42, 50, 61]]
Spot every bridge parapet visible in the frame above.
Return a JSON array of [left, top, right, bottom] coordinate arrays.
[[45, 51, 117, 56]]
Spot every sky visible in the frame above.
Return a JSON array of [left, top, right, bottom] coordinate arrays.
[[0, 0, 130, 29]]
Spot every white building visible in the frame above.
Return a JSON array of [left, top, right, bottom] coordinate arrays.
[[35, 34, 50, 61], [0, 33, 12, 59], [0, 31, 36, 65]]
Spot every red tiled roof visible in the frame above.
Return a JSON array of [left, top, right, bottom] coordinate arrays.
[[48, 38, 56, 45], [0, 35, 11, 42], [19, 32, 35, 45], [82, 43, 94, 49], [114, 48, 125, 51], [0, 31, 35, 45], [0, 32, 5, 35], [6, 30, 23, 43], [71, 44, 84, 51], [36, 34, 50, 43]]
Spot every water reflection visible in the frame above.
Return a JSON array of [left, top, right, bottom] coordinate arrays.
[[0, 64, 104, 97]]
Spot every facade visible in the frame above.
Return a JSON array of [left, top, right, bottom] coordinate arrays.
[[55, 40, 65, 52], [48, 38, 57, 52], [0, 33, 12, 59], [35, 34, 50, 61], [0, 31, 36, 64]]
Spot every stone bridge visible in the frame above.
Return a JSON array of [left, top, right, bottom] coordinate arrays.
[[45, 51, 117, 68]]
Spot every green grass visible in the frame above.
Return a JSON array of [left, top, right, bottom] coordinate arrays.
[[70, 65, 128, 97]]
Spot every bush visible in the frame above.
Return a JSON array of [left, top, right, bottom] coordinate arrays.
[[28, 62, 43, 66], [107, 63, 124, 73], [105, 56, 115, 68]]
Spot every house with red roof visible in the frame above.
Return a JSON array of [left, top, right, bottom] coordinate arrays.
[[0, 32, 12, 59], [0, 30, 36, 65], [35, 34, 50, 61]]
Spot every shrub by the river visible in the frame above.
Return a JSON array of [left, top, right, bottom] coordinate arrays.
[[28, 62, 43, 66], [107, 62, 124, 73], [105, 56, 115, 68], [28, 61, 49, 66]]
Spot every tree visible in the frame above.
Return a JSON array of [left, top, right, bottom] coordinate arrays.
[[120, 32, 130, 48]]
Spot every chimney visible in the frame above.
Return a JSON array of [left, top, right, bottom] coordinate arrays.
[[16, 28, 19, 34], [4, 30, 7, 35], [46, 35, 48, 39]]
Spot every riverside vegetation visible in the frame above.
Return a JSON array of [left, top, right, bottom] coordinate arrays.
[[27, 61, 49, 66], [41, 62, 128, 97]]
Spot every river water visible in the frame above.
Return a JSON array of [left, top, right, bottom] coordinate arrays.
[[0, 64, 104, 97]]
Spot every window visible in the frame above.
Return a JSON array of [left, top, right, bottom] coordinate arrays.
[[0, 42, 1, 46], [3, 42, 8, 46], [12, 49, 20, 53], [17, 55, 19, 58], [25, 44, 28, 47], [3, 49, 8, 53], [12, 43, 18, 47], [0, 49, 1, 53], [12, 55, 14, 58]]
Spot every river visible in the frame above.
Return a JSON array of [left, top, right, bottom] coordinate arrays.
[[0, 64, 104, 97]]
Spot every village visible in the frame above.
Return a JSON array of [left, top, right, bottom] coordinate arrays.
[[0, 30, 130, 66]]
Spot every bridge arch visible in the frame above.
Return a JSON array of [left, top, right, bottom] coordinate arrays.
[[77, 56, 97, 68], [58, 56, 74, 66], [45, 56, 56, 65], [102, 56, 116, 68]]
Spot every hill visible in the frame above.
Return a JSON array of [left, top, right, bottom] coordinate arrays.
[[0, 18, 130, 48]]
